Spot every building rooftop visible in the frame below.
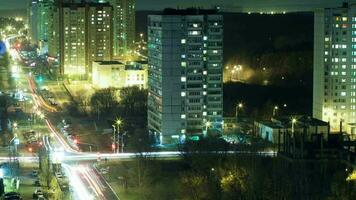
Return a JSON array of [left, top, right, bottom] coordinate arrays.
[[61, 2, 112, 8], [94, 61, 124, 65], [257, 116, 329, 129], [162, 8, 219, 15]]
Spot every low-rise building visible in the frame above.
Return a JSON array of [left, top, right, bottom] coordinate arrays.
[[92, 60, 147, 89], [254, 116, 329, 144]]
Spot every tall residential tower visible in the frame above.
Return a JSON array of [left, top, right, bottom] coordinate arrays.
[[147, 9, 223, 143], [59, 2, 113, 78], [313, 2, 356, 135], [100, 0, 136, 57]]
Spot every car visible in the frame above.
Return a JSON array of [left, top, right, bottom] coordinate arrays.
[[33, 189, 44, 199], [31, 170, 38, 177], [4, 192, 21, 200], [55, 172, 63, 179], [34, 179, 40, 186], [5, 196, 21, 200]]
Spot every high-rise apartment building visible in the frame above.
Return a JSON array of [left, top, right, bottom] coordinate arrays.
[[28, 0, 39, 44], [99, 0, 136, 57], [58, 2, 113, 78], [314, 3, 356, 136], [28, 0, 54, 48], [147, 9, 223, 143]]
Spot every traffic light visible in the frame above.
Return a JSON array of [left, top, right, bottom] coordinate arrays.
[[74, 139, 78, 144], [111, 143, 116, 150], [28, 147, 32, 152]]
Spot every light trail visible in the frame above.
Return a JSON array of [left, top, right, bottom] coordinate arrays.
[[80, 165, 106, 200], [27, 76, 57, 112], [63, 164, 94, 200]]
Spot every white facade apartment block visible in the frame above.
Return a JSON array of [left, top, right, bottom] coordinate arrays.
[[313, 3, 356, 135]]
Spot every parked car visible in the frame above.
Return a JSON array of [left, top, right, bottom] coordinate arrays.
[[34, 179, 40, 186], [4, 192, 21, 200], [33, 189, 44, 199]]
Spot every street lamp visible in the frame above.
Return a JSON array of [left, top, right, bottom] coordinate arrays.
[[273, 106, 279, 116], [236, 103, 243, 121], [291, 118, 297, 134], [205, 121, 211, 136], [13, 122, 17, 129], [115, 119, 122, 153], [112, 125, 116, 153]]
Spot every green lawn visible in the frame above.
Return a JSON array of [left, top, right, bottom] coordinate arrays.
[[98, 160, 184, 200]]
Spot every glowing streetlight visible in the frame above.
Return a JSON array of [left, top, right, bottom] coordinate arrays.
[[205, 121, 211, 136], [236, 103, 244, 121], [116, 119, 122, 126], [291, 118, 297, 134], [273, 106, 279, 116], [113, 118, 123, 153]]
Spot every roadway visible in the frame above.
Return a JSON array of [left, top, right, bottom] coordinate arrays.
[[4, 40, 121, 200]]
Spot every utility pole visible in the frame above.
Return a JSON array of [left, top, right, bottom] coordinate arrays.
[[112, 125, 116, 153]]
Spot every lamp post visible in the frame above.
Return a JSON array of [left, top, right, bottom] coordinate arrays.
[[116, 119, 122, 153], [111, 125, 116, 153], [237, 65, 242, 81], [205, 121, 211, 137], [291, 118, 297, 134], [235, 103, 243, 121], [273, 106, 279, 117]]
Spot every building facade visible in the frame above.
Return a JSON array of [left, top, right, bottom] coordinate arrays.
[[313, 3, 356, 136], [27, 0, 55, 52], [147, 9, 223, 143], [92, 60, 147, 89], [100, 0, 136, 57], [59, 2, 113, 78]]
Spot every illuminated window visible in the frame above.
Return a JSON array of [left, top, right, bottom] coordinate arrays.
[[181, 77, 186, 82], [341, 92, 346, 96], [188, 31, 200, 35], [181, 114, 186, 119], [181, 92, 186, 97], [181, 39, 186, 44]]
